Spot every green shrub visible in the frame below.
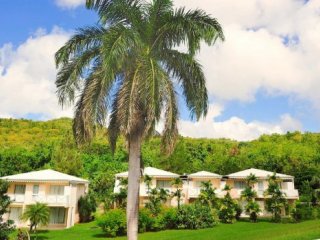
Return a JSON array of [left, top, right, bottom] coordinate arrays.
[[290, 202, 320, 222], [218, 192, 237, 223], [162, 207, 178, 229], [176, 204, 217, 229], [97, 209, 126, 237], [78, 193, 97, 223], [138, 208, 153, 233]]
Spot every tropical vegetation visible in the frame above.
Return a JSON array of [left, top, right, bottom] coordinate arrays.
[[0, 180, 15, 240], [20, 203, 50, 238]]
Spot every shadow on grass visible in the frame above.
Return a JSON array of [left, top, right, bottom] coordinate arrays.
[[92, 233, 109, 238]]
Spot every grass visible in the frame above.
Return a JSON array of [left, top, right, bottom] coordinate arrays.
[[10, 219, 320, 240]]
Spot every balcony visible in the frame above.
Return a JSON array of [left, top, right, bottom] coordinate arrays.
[[32, 195, 70, 205], [8, 194, 25, 203], [281, 189, 299, 198], [8, 194, 69, 206]]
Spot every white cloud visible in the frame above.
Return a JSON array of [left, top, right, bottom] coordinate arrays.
[[0, 27, 73, 120], [55, 0, 85, 9], [174, 0, 320, 108], [178, 105, 302, 141]]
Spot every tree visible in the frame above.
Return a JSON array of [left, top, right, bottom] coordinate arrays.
[[197, 181, 218, 208], [310, 176, 320, 206], [219, 185, 238, 223], [143, 174, 152, 194], [112, 178, 128, 209], [241, 174, 260, 222], [145, 187, 169, 215], [50, 134, 83, 177], [0, 180, 15, 240], [78, 192, 97, 222], [21, 203, 50, 239], [55, 0, 224, 238], [264, 173, 287, 222], [171, 178, 184, 209]]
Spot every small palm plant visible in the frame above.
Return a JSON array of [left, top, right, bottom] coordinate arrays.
[[21, 202, 50, 239], [198, 181, 218, 208], [241, 174, 260, 222], [264, 173, 287, 222], [143, 174, 153, 194], [171, 178, 184, 209]]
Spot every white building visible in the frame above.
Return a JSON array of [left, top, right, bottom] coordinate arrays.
[[114, 167, 180, 207], [114, 167, 299, 216], [1, 169, 89, 229]]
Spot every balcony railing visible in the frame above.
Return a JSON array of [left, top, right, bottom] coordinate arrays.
[[8, 194, 69, 205], [32, 195, 69, 205], [8, 194, 25, 203]]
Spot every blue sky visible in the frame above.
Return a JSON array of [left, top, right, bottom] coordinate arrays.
[[0, 0, 319, 141]]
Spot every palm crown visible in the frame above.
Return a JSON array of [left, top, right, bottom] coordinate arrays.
[[55, 0, 224, 152]]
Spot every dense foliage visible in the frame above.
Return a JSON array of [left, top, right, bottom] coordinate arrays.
[[97, 205, 218, 237], [1, 118, 320, 202], [0, 180, 15, 240], [78, 193, 97, 223]]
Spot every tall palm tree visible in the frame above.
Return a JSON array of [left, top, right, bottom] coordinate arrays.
[[21, 203, 49, 239], [55, 0, 224, 239]]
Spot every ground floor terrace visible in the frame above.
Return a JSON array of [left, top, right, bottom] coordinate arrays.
[[6, 204, 77, 229]]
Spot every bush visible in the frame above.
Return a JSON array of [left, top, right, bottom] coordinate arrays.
[[291, 202, 320, 222], [78, 193, 97, 223], [176, 204, 217, 229], [97, 209, 126, 237], [138, 208, 153, 233], [162, 207, 178, 229], [138, 207, 178, 232]]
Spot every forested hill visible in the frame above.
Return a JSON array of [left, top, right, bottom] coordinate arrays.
[[1, 118, 320, 199]]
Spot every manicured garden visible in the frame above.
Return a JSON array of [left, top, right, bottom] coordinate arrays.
[[10, 219, 320, 240]]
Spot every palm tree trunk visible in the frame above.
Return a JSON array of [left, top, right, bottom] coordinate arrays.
[[127, 133, 142, 240]]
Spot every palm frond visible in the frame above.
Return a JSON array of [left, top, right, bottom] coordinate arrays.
[[73, 64, 115, 144], [162, 49, 207, 120], [86, 0, 144, 28], [55, 26, 105, 67], [56, 47, 100, 106], [153, 7, 224, 54]]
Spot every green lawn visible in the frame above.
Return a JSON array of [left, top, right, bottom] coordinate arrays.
[[11, 220, 320, 240]]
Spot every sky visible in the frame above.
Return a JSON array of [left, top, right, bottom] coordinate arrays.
[[0, 0, 319, 141]]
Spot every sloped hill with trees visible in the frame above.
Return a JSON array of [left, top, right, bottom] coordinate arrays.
[[0, 118, 319, 202]]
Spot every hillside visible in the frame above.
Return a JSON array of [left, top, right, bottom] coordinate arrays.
[[1, 118, 320, 201]]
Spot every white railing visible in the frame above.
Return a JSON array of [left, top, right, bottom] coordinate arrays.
[[188, 187, 201, 198], [32, 195, 69, 205], [281, 189, 299, 198], [8, 194, 25, 203]]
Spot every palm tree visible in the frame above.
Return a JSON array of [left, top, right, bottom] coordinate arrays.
[[55, 0, 224, 239], [143, 174, 153, 194], [171, 177, 184, 209], [21, 203, 49, 239], [246, 173, 258, 188], [198, 181, 218, 208]]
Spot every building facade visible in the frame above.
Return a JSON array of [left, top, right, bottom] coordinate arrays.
[[1, 169, 89, 229], [114, 167, 299, 216]]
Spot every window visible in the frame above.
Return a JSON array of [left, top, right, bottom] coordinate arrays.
[[9, 207, 22, 224], [234, 181, 246, 189], [156, 180, 171, 188], [49, 207, 66, 224], [50, 186, 64, 195], [33, 185, 39, 195], [14, 185, 26, 195], [258, 181, 264, 191]]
